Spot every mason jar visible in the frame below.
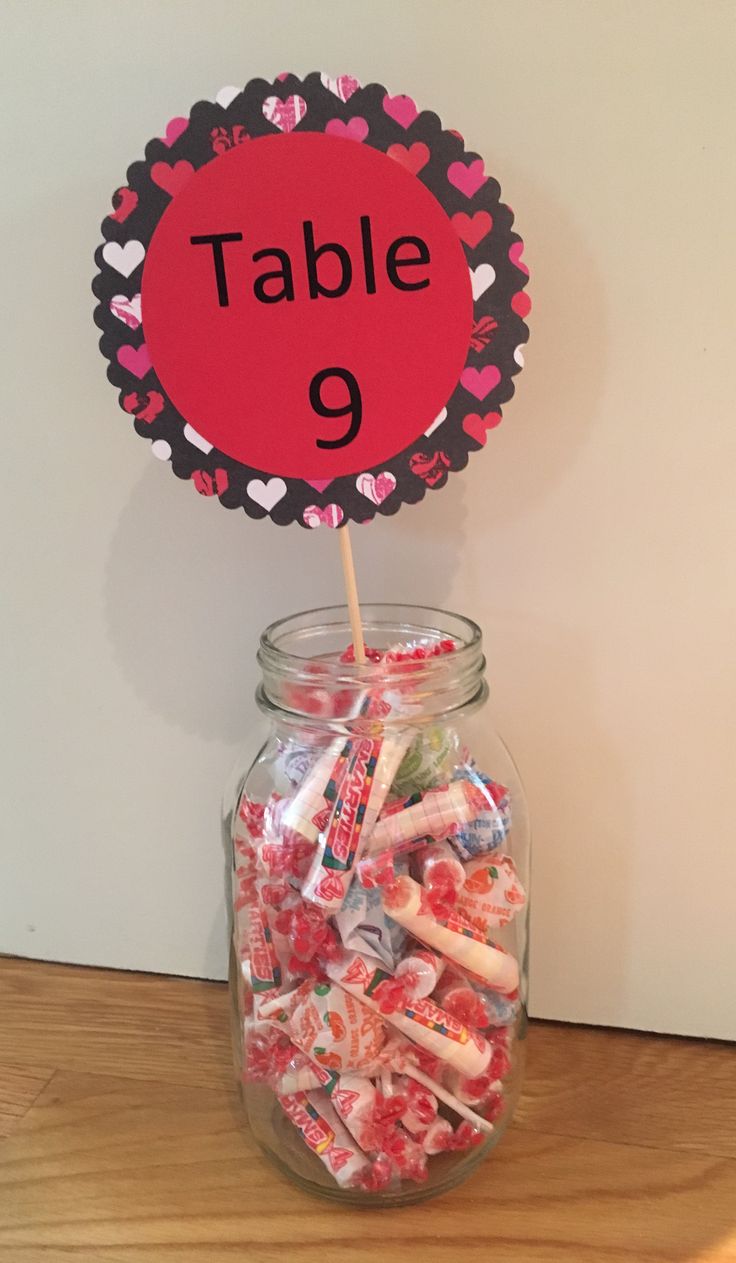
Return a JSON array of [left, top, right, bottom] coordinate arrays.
[[222, 604, 530, 1206]]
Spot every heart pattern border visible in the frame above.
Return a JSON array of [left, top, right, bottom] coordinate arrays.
[[93, 72, 529, 527]]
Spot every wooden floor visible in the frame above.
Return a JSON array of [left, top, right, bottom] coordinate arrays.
[[0, 957, 734, 1262]]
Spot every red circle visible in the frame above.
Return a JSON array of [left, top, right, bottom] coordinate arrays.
[[142, 133, 472, 479]]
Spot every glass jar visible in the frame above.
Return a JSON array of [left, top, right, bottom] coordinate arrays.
[[223, 604, 529, 1206]]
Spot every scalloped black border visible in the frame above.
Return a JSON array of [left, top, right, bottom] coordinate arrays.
[[92, 72, 530, 527]]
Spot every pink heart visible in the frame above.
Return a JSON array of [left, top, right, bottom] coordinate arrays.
[[512, 290, 532, 318], [447, 159, 487, 198], [355, 471, 396, 505], [460, 365, 501, 400], [325, 117, 368, 142], [509, 241, 529, 276], [118, 343, 152, 379], [320, 73, 361, 102], [383, 93, 419, 129], [161, 117, 188, 146], [303, 504, 344, 529], [304, 478, 334, 492], [462, 412, 502, 445], [262, 94, 307, 133], [150, 160, 194, 197]]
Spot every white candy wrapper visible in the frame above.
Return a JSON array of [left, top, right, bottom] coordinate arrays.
[[382, 876, 519, 994], [328, 1073, 380, 1151], [366, 778, 488, 855], [449, 768, 512, 860], [335, 879, 406, 969], [394, 948, 445, 999], [457, 854, 527, 931], [300, 727, 413, 912], [327, 951, 492, 1077], [278, 1089, 370, 1188]]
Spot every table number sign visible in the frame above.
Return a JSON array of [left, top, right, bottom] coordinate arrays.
[[93, 72, 530, 528]]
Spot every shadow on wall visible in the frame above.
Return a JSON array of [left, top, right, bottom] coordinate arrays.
[[487, 611, 633, 1027]]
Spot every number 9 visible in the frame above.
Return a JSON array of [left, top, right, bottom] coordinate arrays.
[[310, 367, 362, 449]]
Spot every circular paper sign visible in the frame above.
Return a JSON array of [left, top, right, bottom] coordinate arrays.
[[93, 73, 530, 527]]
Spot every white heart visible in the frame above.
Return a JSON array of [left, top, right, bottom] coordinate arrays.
[[470, 263, 495, 300], [183, 423, 213, 454], [424, 407, 447, 437], [102, 240, 145, 278], [247, 477, 287, 511], [514, 344, 525, 368], [110, 293, 142, 329], [216, 85, 240, 108]]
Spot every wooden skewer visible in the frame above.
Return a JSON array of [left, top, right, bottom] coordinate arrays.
[[338, 524, 366, 664]]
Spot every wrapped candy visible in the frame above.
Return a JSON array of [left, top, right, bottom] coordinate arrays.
[[296, 726, 413, 912], [357, 833, 432, 888], [382, 876, 520, 994], [327, 951, 492, 1077], [456, 854, 527, 931], [394, 948, 445, 999], [278, 1090, 371, 1188], [449, 768, 512, 860], [335, 874, 406, 969], [414, 839, 466, 915], [366, 777, 489, 855], [273, 978, 388, 1073], [391, 724, 463, 798]]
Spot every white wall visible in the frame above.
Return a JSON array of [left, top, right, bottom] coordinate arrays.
[[2, 0, 734, 1039]]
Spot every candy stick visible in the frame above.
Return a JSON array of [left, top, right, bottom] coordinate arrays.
[[394, 948, 445, 999], [301, 728, 412, 911], [278, 1089, 370, 1187], [383, 875, 519, 994], [327, 951, 492, 1077], [338, 525, 366, 665], [366, 778, 488, 854]]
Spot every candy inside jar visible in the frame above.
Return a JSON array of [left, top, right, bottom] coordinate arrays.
[[224, 605, 530, 1206]]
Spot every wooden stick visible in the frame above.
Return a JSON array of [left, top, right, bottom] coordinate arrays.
[[338, 525, 366, 664]]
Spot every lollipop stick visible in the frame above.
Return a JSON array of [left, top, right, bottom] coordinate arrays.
[[401, 1063, 496, 1135], [338, 525, 366, 664]]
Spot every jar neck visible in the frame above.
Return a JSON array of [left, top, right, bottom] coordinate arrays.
[[256, 604, 487, 732]]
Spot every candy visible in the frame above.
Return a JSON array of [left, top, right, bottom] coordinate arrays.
[[382, 876, 520, 994], [327, 951, 492, 1077], [299, 727, 413, 912], [391, 724, 463, 798], [335, 877, 406, 970], [366, 777, 489, 855], [273, 978, 388, 1073], [328, 1073, 382, 1151], [357, 833, 431, 888], [236, 653, 527, 1192], [278, 1090, 371, 1187], [246, 897, 283, 1002], [414, 839, 466, 915], [394, 948, 445, 999], [449, 768, 512, 860], [457, 854, 527, 931]]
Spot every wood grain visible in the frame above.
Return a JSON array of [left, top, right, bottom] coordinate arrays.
[[0, 957, 734, 1263], [0, 1063, 54, 1138]]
